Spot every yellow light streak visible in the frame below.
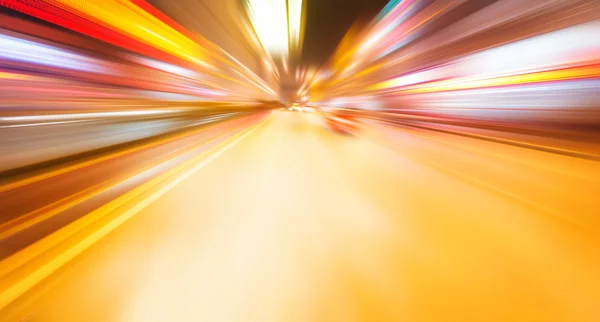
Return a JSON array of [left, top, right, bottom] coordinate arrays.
[[0, 118, 270, 311], [45, 0, 211, 69], [370, 65, 600, 93]]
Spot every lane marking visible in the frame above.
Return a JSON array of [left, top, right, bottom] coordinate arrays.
[[0, 116, 269, 311], [0, 119, 250, 240]]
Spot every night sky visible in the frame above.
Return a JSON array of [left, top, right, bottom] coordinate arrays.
[[301, 0, 389, 65]]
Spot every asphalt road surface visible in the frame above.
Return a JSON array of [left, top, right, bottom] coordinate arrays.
[[1, 110, 599, 322]]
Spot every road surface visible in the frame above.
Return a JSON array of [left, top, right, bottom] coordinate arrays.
[[1, 109, 599, 322]]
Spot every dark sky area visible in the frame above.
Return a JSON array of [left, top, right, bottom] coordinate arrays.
[[301, 0, 389, 65]]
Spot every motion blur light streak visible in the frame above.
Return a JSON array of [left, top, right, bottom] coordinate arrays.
[[0, 110, 181, 122], [287, 0, 305, 53], [245, 0, 290, 57], [244, 0, 305, 58], [0, 34, 109, 73], [0, 0, 600, 321]]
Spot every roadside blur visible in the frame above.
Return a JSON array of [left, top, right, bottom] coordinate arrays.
[[307, 0, 600, 158], [0, 0, 281, 176]]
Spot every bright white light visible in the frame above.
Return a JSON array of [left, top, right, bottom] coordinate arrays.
[[0, 120, 87, 128], [288, 0, 303, 51], [458, 20, 600, 77], [246, 0, 289, 57], [264, 59, 273, 71], [129, 55, 198, 78], [0, 110, 181, 122], [381, 69, 438, 89], [312, 69, 333, 84], [0, 34, 110, 74], [359, 29, 386, 54], [326, 98, 346, 108]]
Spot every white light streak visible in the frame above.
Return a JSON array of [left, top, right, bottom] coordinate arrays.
[[245, 0, 289, 57], [0, 110, 181, 122]]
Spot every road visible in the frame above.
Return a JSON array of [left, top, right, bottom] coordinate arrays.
[[1, 109, 599, 322], [0, 111, 264, 261]]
